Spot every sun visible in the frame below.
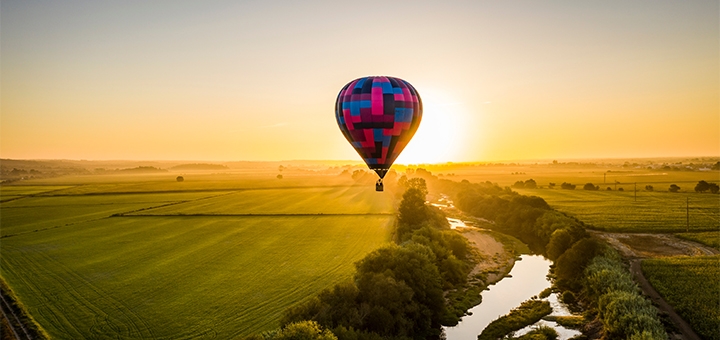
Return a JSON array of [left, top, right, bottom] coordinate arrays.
[[395, 89, 472, 165]]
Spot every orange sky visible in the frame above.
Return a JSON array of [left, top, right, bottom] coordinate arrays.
[[1, 1, 718, 163]]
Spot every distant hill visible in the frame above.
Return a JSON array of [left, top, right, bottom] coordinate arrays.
[[170, 163, 229, 171]]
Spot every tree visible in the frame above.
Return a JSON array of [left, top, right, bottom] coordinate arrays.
[[583, 183, 599, 190], [549, 183, 556, 188], [524, 179, 537, 189], [512, 181, 525, 188], [710, 183, 719, 194], [398, 187, 428, 227], [176, 176, 184, 182], [406, 177, 428, 197], [669, 184, 680, 193], [561, 182, 576, 190], [277, 174, 283, 179], [695, 180, 710, 193], [645, 185, 653, 191]]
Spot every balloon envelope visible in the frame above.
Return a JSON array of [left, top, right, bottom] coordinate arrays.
[[335, 76, 422, 178]]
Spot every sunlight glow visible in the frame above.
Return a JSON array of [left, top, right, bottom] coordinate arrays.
[[395, 89, 473, 164]]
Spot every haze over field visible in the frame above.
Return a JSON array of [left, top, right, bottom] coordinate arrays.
[[1, 1, 718, 163]]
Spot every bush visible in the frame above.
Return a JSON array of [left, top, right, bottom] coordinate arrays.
[[246, 321, 337, 340], [478, 300, 552, 340], [583, 183, 599, 190], [561, 182, 576, 190], [584, 250, 667, 340], [514, 325, 558, 340], [561, 291, 576, 305], [597, 291, 665, 339]]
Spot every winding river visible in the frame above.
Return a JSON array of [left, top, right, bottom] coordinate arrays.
[[435, 195, 581, 340], [443, 254, 581, 340]]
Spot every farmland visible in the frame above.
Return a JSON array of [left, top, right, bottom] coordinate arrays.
[[423, 160, 719, 232], [514, 188, 719, 233], [0, 172, 394, 339], [642, 256, 720, 340]]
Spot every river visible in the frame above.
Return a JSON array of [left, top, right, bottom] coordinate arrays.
[[442, 254, 581, 340]]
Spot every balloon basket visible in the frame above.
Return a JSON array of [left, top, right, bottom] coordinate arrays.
[[375, 179, 384, 192]]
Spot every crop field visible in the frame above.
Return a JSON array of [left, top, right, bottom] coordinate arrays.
[[431, 163, 715, 189], [675, 231, 720, 250], [0, 173, 394, 338], [130, 186, 395, 216], [642, 256, 720, 340], [514, 188, 719, 233]]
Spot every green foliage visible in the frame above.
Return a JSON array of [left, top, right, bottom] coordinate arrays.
[[642, 256, 720, 340], [584, 252, 638, 299], [283, 243, 447, 339], [513, 325, 558, 340], [584, 251, 666, 340], [477, 300, 552, 340], [398, 187, 429, 228], [560, 291, 576, 305], [246, 321, 337, 340], [552, 316, 584, 329], [597, 291, 665, 340], [552, 238, 606, 291]]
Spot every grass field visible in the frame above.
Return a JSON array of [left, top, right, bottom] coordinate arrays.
[[515, 188, 719, 233], [642, 256, 720, 340], [0, 173, 394, 339]]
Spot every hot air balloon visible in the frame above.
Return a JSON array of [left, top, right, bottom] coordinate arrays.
[[335, 76, 422, 191]]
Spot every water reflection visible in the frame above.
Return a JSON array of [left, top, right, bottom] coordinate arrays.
[[443, 255, 581, 340]]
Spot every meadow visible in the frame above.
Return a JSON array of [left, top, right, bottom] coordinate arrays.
[[0, 172, 394, 339], [642, 256, 720, 340]]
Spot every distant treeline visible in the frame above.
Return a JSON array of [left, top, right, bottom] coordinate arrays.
[[169, 163, 229, 170], [94, 166, 168, 174]]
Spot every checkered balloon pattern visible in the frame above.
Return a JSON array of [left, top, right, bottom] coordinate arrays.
[[335, 76, 422, 178]]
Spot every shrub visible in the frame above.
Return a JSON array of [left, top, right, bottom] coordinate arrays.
[[478, 300, 552, 340]]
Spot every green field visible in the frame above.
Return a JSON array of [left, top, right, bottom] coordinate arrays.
[[642, 256, 720, 340], [0, 174, 394, 339], [675, 231, 720, 250], [515, 188, 719, 232]]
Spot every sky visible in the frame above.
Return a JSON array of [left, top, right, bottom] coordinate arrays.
[[1, 0, 718, 163]]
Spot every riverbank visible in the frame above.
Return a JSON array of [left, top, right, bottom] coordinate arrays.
[[459, 228, 524, 285]]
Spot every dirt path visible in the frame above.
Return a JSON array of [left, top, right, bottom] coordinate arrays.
[[628, 259, 701, 340], [459, 229, 516, 284], [591, 231, 719, 259], [591, 231, 718, 340]]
